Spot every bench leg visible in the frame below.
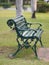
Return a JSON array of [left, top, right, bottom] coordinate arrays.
[[32, 40, 38, 57], [39, 37, 43, 47], [8, 44, 24, 59], [8, 38, 24, 59], [23, 39, 38, 57], [12, 46, 23, 56]]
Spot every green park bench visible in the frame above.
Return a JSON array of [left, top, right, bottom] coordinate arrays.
[[7, 15, 43, 58]]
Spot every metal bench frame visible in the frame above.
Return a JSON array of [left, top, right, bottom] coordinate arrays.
[[7, 15, 43, 58]]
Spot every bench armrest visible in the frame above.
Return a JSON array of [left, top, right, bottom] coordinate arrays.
[[27, 22, 42, 29], [27, 22, 42, 25]]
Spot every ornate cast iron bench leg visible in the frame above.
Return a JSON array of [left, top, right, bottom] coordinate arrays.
[[31, 40, 38, 57], [39, 37, 43, 47], [8, 37, 24, 59]]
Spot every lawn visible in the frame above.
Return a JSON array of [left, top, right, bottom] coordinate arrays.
[[0, 9, 49, 65]]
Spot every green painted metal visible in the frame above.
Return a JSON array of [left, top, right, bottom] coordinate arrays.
[[7, 15, 43, 58]]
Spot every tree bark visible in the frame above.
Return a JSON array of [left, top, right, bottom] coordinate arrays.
[[31, 0, 37, 18], [16, 0, 23, 17]]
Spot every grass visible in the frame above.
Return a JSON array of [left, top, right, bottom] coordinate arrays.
[[0, 9, 49, 65]]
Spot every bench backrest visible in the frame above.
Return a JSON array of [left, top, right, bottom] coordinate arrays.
[[14, 16, 28, 29], [7, 16, 28, 35]]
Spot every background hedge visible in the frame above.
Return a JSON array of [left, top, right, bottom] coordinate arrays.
[[37, 1, 49, 13], [0, 3, 11, 8], [0, 1, 49, 12]]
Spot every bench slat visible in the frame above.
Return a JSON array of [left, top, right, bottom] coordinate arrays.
[[14, 17, 25, 23], [22, 30, 35, 37], [34, 29, 43, 38]]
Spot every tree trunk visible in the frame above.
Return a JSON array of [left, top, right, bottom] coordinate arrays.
[[8, 0, 10, 3], [16, 0, 23, 17], [32, 11, 36, 18], [31, 0, 37, 18]]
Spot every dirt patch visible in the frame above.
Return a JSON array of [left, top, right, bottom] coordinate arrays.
[[0, 46, 16, 55], [0, 47, 49, 62]]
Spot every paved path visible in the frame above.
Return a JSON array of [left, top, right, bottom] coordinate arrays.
[[37, 48, 49, 62], [0, 7, 32, 12]]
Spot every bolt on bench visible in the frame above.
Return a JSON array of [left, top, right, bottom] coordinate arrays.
[[7, 15, 43, 58]]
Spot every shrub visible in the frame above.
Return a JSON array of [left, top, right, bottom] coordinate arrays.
[[0, 3, 11, 8], [37, 1, 49, 13]]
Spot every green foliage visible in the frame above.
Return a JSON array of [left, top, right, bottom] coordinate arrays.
[[37, 1, 49, 13], [0, 3, 11, 8], [38, 0, 44, 1]]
